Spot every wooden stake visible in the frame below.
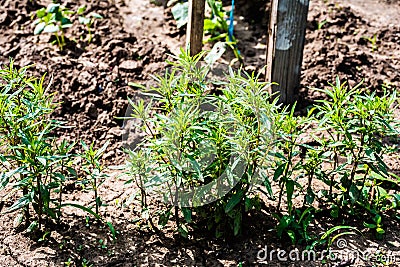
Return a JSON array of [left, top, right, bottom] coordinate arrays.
[[266, 0, 310, 104], [186, 0, 206, 56]]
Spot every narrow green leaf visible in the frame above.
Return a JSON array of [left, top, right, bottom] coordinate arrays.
[[225, 190, 243, 213], [286, 179, 295, 211], [7, 194, 32, 213], [90, 13, 103, 19], [128, 82, 147, 90], [363, 222, 377, 229], [27, 220, 38, 233], [273, 163, 286, 181], [233, 212, 242, 236], [320, 225, 358, 240], [178, 224, 188, 238], [287, 230, 296, 245], [59, 203, 101, 220], [182, 207, 192, 223], [77, 5, 86, 15], [106, 222, 117, 241], [95, 140, 110, 158]]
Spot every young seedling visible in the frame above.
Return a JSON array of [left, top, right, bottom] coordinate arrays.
[[204, 0, 242, 62], [80, 140, 109, 215], [33, 3, 74, 50], [77, 5, 103, 43], [317, 19, 327, 30], [362, 34, 378, 52]]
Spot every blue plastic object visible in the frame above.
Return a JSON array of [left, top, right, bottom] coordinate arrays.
[[228, 0, 235, 42]]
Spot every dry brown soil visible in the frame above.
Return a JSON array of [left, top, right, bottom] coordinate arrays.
[[0, 0, 399, 266]]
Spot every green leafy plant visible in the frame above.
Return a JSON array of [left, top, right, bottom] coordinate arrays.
[[77, 5, 103, 43], [0, 60, 76, 231], [33, 3, 103, 49], [0, 61, 116, 242], [79, 140, 109, 215], [33, 3, 74, 50], [316, 225, 359, 249], [125, 49, 278, 237], [274, 207, 316, 245], [273, 103, 313, 212], [306, 78, 400, 237], [264, 77, 399, 244], [125, 49, 400, 243]]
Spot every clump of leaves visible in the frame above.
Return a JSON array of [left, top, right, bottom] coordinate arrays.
[[311, 78, 399, 236], [274, 207, 316, 245], [0, 60, 116, 240], [33, 3, 74, 50], [125, 49, 278, 237], [0, 60, 76, 231], [268, 77, 400, 244], [32, 3, 103, 49], [79, 140, 109, 215]]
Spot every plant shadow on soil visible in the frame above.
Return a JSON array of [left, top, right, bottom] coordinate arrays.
[[0, 0, 400, 266]]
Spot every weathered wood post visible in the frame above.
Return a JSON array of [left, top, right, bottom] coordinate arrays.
[[266, 0, 310, 104], [186, 0, 206, 56]]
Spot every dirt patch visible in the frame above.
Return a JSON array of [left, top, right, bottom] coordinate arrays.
[[0, 0, 400, 266], [0, 0, 171, 166], [302, 0, 400, 101]]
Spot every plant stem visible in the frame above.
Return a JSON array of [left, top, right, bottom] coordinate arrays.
[[94, 176, 98, 215], [87, 25, 92, 43], [55, 33, 62, 51], [277, 141, 294, 212]]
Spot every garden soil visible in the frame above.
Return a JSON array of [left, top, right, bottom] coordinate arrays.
[[0, 0, 399, 266]]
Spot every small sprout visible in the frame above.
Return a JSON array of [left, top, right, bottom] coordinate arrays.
[[317, 19, 327, 30], [98, 239, 107, 249], [362, 33, 378, 52], [77, 5, 103, 43], [33, 3, 73, 50], [81, 258, 93, 267], [64, 258, 73, 267], [38, 231, 51, 242], [85, 216, 90, 227]]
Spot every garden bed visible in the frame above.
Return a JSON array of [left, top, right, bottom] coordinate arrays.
[[0, 0, 399, 266]]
